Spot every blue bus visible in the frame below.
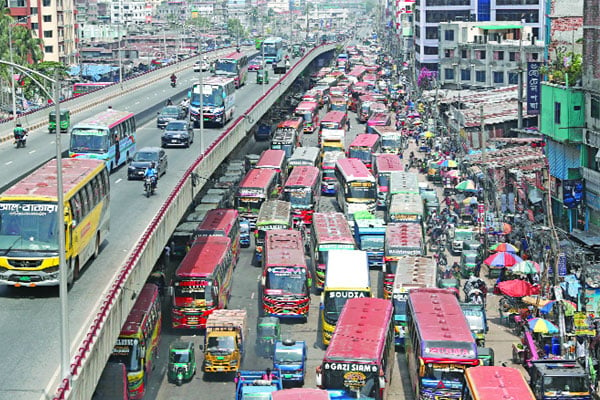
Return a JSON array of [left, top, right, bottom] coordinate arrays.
[[262, 37, 285, 64], [69, 109, 136, 173]]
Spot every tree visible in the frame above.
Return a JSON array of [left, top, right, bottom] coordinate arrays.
[[227, 18, 245, 39], [418, 67, 437, 90], [188, 16, 211, 33], [540, 51, 582, 86]]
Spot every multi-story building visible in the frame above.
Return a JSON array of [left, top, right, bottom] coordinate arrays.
[[8, 0, 77, 63], [110, 0, 153, 24], [547, 0, 583, 59], [437, 21, 544, 89], [413, 0, 545, 73]]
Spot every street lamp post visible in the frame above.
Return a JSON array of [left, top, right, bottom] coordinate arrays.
[[8, 16, 28, 124]]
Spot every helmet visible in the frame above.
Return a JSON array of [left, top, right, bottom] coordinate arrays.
[[16, 122, 21, 127]]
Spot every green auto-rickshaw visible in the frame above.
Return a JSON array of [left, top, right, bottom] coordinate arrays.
[[167, 341, 196, 386], [48, 109, 70, 133], [477, 346, 495, 366], [256, 316, 280, 358], [256, 68, 269, 84], [292, 44, 303, 58]]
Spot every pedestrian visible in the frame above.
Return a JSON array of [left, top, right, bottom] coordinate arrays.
[[346, 118, 351, 130], [262, 368, 275, 381]]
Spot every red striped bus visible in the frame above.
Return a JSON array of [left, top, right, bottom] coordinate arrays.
[[310, 212, 356, 290], [195, 208, 241, 262], [367, 113, 391, 134], [73, 82, 112, 96], [283, 166, 321, 225], [261, 229, 311, 319], [346, 66, 367, 83], [171, 236, 234, 329], [272, 388, 330, 400], [316, 297, 395, 400], [406, 288, 479, 399], [348, 134, 381, 170], [109, 283, 161, 399], [462, 366, 535, 400], [214, 51, 248, 88], [295, 101, 320, 134], [335, 158, 377, 219], [256, 149, 287, 185], [374, 154, 404, 208], [236, 168, 278, 227]]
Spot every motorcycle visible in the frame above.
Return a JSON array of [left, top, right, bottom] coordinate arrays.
[[170, 80, 177, 88], [144, 176, 156, 197], [14, 133, 27, 148]]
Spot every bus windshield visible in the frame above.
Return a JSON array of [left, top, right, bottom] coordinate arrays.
[[266, 268, 307, 295], [173, 280, 213, 305], [70, 128, 109, 153], [346, 183, 376, 199], [296, 111, 312, 122], [192, 85, 224, 107], [325, 369, 377, 398], [110, 340, 141, 372], [0, 202, 59, 251], [359, 235, 384, 250], [215, 60, 237, 74], [263, 44, 278, 55]]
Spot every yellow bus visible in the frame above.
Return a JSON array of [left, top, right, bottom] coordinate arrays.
[[0, 158, 109, 287]]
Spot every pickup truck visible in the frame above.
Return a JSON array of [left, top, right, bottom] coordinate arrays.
[[235, 370, 282, 400], [202, 309, 247, 373]]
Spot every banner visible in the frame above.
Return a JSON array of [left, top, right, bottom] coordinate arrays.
[[527, 62, 541, 115], [562, 179, 584, 209]]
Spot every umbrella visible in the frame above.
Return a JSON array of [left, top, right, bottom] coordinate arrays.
[[444, 170, 460, 179], [522, 295, 553, 308], [528, 318, 559, 334], [510, 260, 541, 274], [455, 180, 477, 192], [424, 131, 435, 138], [497, 279, 536, 297], [484, 252, 523, 268], [540, 299, 577, 315], [490, 243, 519, 253], [463, 196, 478, 206], [437, 159, 458, 168]]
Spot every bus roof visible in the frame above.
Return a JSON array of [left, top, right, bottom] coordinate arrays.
[[221, 51, 246, 61], [195, 208, 239, 236], [465, 366, 535, 399], [277, 118, 303, 129], [265, 229, 305, 267], [312, 212, 355, 246], [257, 200, 291, 224], [385, 223, 423, 251], [409, 288, 475, 344], [372, 125, 400, 136], [195, 76, 236, 86], [375, 154, 404, 173], [284, 166, 320, 188], [325, 250, 369, 288], [367, 113, 391, 125], [1, 158, 105, 200], [392, 257, 437, 293], [335, 158, 375, 182], [256, 149, 286, 169], [349, 133, 380, 148], [324, 297, 392, 362], [121, 283, 159, 336], [263, 36, 283, 44], [389, 171, 420, 194], [288, 147, 320, 166], [73, 109, 133, 129], [238, 168, 277, 189], [347, 66, 367, 77], [295, 101, 319, 111], [322, 151, 346, 167], [271, 388, 330, 400], [175, 236, 231, 278]]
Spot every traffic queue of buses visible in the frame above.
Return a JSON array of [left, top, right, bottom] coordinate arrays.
[[0, 43, 536, 400]]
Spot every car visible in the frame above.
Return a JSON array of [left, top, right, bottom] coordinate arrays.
[[157, 105, 187, 128], [248, 57, 263, 71], [127, 147, 168, 180], [162, 120, 194, 148], [193, 59, 210, 72]]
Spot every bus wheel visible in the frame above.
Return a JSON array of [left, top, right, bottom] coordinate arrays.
[[67, 259, 74, 288], [93, 233, 100, 260], [73, 258, 80, 282]]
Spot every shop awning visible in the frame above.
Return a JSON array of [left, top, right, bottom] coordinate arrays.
[[570, 229, 600, 248]]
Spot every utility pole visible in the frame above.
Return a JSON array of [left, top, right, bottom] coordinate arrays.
[[517, 22, 525, 130], [479, 104, 487, 245]]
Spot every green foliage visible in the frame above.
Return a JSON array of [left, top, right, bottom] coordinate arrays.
[[540, 51, 582, 86], [365, 0, 377, 13], [227, 18, 245, 38]]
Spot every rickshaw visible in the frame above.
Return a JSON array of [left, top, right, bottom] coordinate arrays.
[[167, 341, 196, 386], [256, 316, 281, 358], [256, 68, 269, 84], [477, 347, 495, 366], [48, 109, 70, 133], [292, 44, 303, 58]]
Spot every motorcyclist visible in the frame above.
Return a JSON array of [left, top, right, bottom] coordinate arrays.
[[166, 98, 173, 106], [13, 122, 27, 143], [144, 162, 158, 189], [170, 73, 177, 84]]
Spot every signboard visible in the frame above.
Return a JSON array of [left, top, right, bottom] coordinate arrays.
[[562, 179, 584, 209], [527, 62, 542, 115], [557, 252, 567, 277]]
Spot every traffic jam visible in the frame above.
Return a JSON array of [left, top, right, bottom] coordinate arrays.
[[96, 39, 595, 400]]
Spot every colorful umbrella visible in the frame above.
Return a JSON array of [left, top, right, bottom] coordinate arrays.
[[528, 318, 559, 334], [455, 180, 477, 192], [437, 159, 458, 168], [462, 196, 478, 206], [424, 131, 435, 138], [490, 243, 519, 253], [497, 279, 537, 297], [444, 169, 460, 179], [510, 260, 541, 274], [540, 299, 577, 315], [484, 252, 523, 267]]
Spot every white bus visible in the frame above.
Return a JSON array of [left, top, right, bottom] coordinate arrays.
[[189, 76, 236, 128], [335, 158, 377, 220]]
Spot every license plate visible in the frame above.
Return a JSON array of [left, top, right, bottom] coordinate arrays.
[[284, 374, 292, 378], [171, 139, 177, 143]]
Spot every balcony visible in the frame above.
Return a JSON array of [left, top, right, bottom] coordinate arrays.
[[8, 0, 26, 7]]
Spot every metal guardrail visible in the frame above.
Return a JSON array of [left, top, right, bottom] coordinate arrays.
[[52, 43, 336, 400]]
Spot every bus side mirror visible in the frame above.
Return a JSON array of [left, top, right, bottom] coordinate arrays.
[[315, 367, 322, 387], [71, 220, 77, 228], [167, 286, 174, 297], [260, 276, 266, 286], [379, 376, 386, 389]]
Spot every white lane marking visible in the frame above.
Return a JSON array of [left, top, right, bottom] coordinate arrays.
[[115, 178, 122, 184], [5, 161, 13, 165], [251, 292, 255, 299], [28, 149, 36, 154], [135, 101, 140, 105]]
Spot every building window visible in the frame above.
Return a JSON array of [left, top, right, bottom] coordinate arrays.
[[42, 0, 50, 6], [44, 45, 53, 52], [476, 50, 486, 60], [445, 30, 454, 41], [461, 49, 467, 58], [43, 15, 51, 22], [592, 96, 600, 119], [43, 30, 52, 38], [476, 70, 486, 82], [30, 7, 38, 14], [461, 69, 471, 81], [530, 52, 539, 61], [493, 71, 504, 83], [555, 102, 561, 124], [508, 72, 518, 84], [424, 46, 438, 55], [444, 49, 454, 58], [445, 68, 455, 80], [425, 27, 438, 39], [494, 51, 504, 60], [509, 52, 517, 61]]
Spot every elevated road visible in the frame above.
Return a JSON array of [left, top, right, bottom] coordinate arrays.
[[0, 44, 337, 400]]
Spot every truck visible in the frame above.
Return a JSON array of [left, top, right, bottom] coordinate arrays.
[[529, 360, 591, 400], [235, 370, 283, 400], [460, 303, 488, 347], [353, 214, 386, 269], [273, 339, 307, 386], [202, 309, 247, 373]]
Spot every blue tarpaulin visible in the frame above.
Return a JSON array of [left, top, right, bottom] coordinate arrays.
[[67, 65, 119, 82]]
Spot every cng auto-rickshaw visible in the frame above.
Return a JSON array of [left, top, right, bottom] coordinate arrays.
[[256, 68, 269, 84], [48, 109, 70, 133], [256, 316, 281, 358], [167, 341, 196, 386]]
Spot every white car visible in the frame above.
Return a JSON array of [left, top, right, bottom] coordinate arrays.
[[193, 60, 209, 72]]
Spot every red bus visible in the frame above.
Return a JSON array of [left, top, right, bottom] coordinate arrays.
[[346, 66, 367, 83], [272, 388, 330, 400], [383, 223, 425, 296], [283, 166, 321, 225], [295, 101, 320, 134], [256, 149, 287, 185], [406, 288, 479, 399], [214, 51, 249, 88], [367, 113, 391, 134], [171, 236, 234, 329], [261, 229, 311, 319], [316, 298, 395, 400], [235, 168, 278, 228], [363, 73, 378, 87], [73, 82, 112, 96], [374, 154, 404, 208], [348, 134, 381, 170], [358, 94, 379, 122], [310, 212, 356, 290], [109, 283, 161, 399], [195, 208, 241, 262], [319, 111, 348, 146], [271, 118, 304, 158], [463, 366, 535, 400]]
